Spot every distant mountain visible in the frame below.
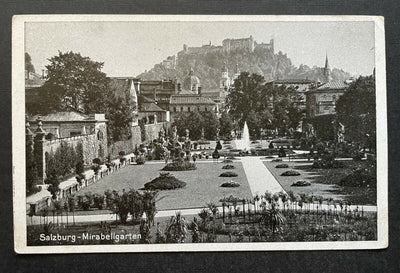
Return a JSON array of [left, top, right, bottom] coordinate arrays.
[[137, 46, 351, 90]]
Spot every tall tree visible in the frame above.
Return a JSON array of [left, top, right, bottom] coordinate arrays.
[[335, 75, 376, 150], [25, 52, 35, 73], [44, 51, 111, 113], [219, 111, 234, 138]]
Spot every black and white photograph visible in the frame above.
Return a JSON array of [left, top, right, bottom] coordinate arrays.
[[12, 15, 387, 253]]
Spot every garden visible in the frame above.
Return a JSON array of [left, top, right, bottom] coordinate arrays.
[[263, 159, 376, 205]]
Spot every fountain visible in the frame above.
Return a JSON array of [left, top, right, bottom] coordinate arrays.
[[233, 121, 251, 151]]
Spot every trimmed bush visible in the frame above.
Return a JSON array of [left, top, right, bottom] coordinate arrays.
[[271, 158, 282, 162], [144, 172, 186, 190], [276, 164, 289, 168], [291, 180, 311, 187], [281, 170, 301, 176], [220, 171, 238, 177], [220, 181, 240, 188], [222, 159, 233, 163], [162, 157, 196, 171], [222, 164, 235, 170]]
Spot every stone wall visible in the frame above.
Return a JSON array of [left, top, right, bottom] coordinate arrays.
[[43, 134, 100, 166], [144, 122, 170, 143], [108, 140, 134, 159]]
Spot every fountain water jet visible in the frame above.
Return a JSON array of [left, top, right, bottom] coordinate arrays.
[[233, 121, 251, 151]]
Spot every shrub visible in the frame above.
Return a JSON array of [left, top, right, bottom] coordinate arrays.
[[271, 158, 282, 162], [281, 170, 301, 176], [144, 172, 186, 190], [276, 164, 289, 168], [291, 180, 311, 187], [220, 171, 238, 177], [222, 159, 233, 163], [136, 155, 146, 165], [226, 156, 237, 160], [340, 167, 376, 188], [220, 181, 240, 187], [93, 194, 105, 209], [92, 158, 103, 165], [222, 164, 235, 169], [162, 157, 196, 171], [91, 164, 101, 175]]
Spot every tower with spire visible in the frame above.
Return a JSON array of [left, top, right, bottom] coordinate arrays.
[[220, 62, 230, 91], [324, 53, 332, 82]]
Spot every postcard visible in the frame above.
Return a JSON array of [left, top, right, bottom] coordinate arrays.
[[12, 15, 387, 253]]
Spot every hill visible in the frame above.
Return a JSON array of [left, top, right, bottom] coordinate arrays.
[[137, 47, 351, 90]]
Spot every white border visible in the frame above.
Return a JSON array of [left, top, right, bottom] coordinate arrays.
[[12, 15, 387, 254]]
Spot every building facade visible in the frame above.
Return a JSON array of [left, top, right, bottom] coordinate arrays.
[[169, 68, 218, 121], [306, 81, 349, 118]]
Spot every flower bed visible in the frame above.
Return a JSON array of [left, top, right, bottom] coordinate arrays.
[[291, 180, 311, 187], [222, 159, 233, 163], [275, 164, 289, 168], [219, 171, 238, 177], [281, 170, 301, 176], [222, 164, 235, 170], [220, 181, 240, 188], [144, 172, 186, 190]]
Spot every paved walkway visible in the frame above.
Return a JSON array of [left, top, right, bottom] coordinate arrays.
[[241, 157, 286, 196]]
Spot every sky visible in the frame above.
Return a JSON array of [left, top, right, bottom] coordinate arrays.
[[25, 21, 375, 77]]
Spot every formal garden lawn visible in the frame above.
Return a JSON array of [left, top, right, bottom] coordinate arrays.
[[77, 161, 252, 211], [263, 160, 376, 205]]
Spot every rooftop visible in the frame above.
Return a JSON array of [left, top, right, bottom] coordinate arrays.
[[29, 111, 106, 123], [170, 95, 216, 105], [317, 81, 349, 91]]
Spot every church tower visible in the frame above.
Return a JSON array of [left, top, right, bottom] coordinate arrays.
[[220, 62, 230, 91], [324, 53, 332, 82]]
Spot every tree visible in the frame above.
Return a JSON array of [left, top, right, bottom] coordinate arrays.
[[336, 75, 376, 150], [226, 72, 268, 126], [44, 51, 111, 113], [25, 52, 35, 73], [219, 111, 234, 137], [200, 111, 220, 140], [107, 95, 134, 143], [45, 170, 60, 200], [172, 112, 203, 140]]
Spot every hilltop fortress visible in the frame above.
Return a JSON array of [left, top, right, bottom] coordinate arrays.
[[160, 35, 274, 69]]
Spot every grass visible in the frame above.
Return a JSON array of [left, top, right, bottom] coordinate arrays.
[[263, 160, 376, 205], [77, 161, 252, 210]]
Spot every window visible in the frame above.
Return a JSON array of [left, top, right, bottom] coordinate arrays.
[[205, 107, 208, 111], [188, 107, 191, 112], [181, 107, 183, 112], [173, 107, 176, 112]]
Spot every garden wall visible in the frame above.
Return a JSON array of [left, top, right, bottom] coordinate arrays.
[[43, 134, 103, 166]]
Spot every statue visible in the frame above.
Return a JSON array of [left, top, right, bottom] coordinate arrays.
[[172, 126, 178, 142], [185, 128, 190, 139], [216, 128, 220, 139], [201, 127, 205, 140]]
